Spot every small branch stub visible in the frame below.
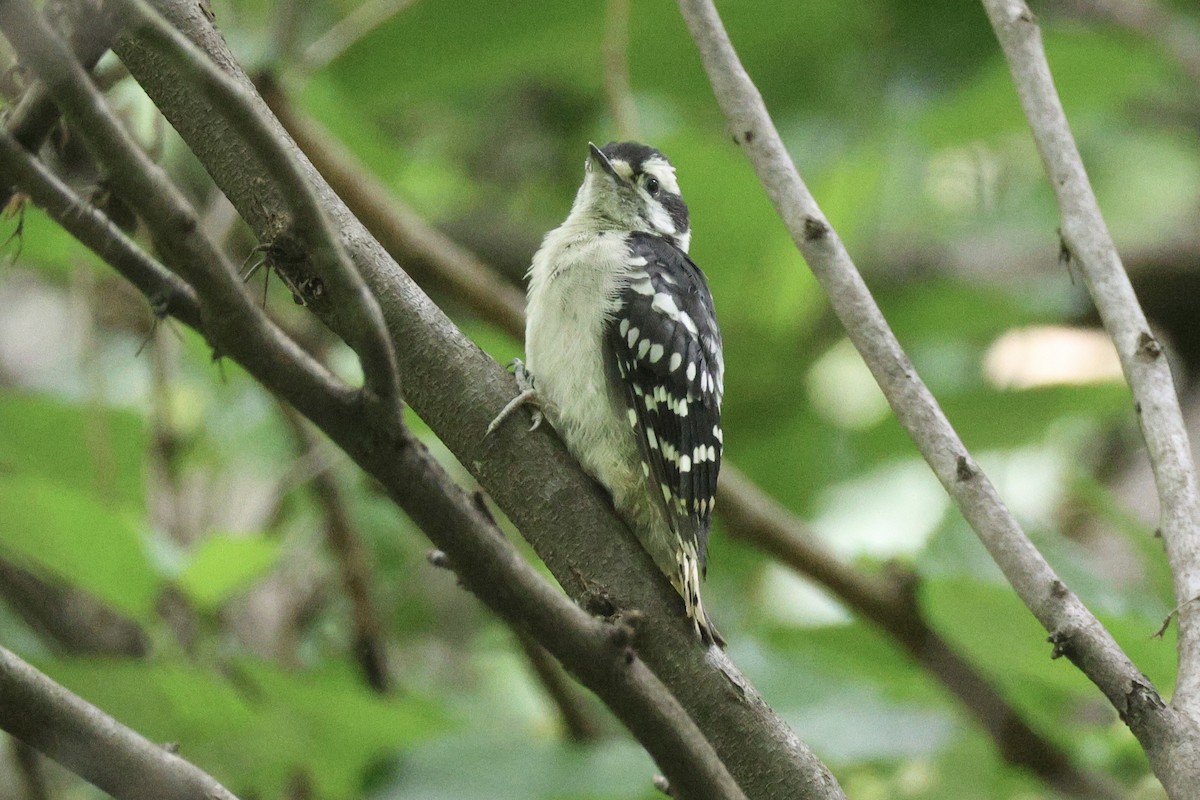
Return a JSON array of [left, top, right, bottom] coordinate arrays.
[[802, 216, 828, 241], [1047, 631, 1071, 660], [1135, 331, 1162, 361], [956, 455, 976, 481]]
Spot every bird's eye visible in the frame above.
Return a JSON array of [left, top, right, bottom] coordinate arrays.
[[645, 177, 660, 196]]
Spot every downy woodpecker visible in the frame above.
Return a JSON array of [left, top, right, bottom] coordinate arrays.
[[496, 141, 725, 644]]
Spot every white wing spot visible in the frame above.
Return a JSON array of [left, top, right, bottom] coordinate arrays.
[[627, 327, 639, 347], [642, 461, 650, 477], [649, 343, 664, 363], [647, 429, 659, 449], [627, 408, 637, 426], [686, 361, 697, 382], [677, 398, 689, 417], [678, 311, 698, 335], [631, 275, 654, 296], [707, 445, 716, 461], [679, 455, 692, 473], [661, 485, 672, 502], [619, 318, 630, 338], [652, 292, 681, 320], [669, 352, 683, 372], [637, 338, 652, 359]]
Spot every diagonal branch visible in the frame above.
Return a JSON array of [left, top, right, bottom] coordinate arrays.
[[255, 74, 528, 340], [0, 645, 240, 800], [982, 0, 1200, 721], [108, 0, 404, 425], [0, 129, 203, 331], [0, 0, 121, 208], [674, 0, 1200, 792]]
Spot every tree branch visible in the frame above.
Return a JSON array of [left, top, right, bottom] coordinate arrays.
[[0, 0, 359, 437], [255, 74, 528, 341], [283, 408, 393, 694], [0, 0, 121, 208], [675, 0, 1200, 792], [110, 0, 404, 425], [983, 0, 1200, 721], [0, 129, 203, 331], [105, 2, 843, 796], [0, 645, 241, 800]]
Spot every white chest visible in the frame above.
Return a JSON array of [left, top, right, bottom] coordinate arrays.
[[524, 228, 641, 496]]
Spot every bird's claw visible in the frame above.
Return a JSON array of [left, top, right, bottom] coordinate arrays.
[[487, 359, 542, 435]]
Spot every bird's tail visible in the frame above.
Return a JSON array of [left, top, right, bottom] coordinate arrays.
[[675, 541, 724, 647]]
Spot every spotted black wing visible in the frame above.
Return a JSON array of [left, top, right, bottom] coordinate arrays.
[[605, 233, 724, 570]]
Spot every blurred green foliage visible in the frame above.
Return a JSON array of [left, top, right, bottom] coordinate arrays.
[[2, 0, 1198, 798]]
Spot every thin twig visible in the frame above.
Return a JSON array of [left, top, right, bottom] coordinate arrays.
[[110, 0, 404, 424], [283, 407, 393, 694], [0, 645, 241, 800], [983, 0, 1200, 723], [299, 0, 422, 76], [675, 0, 1200, 779], [0, 129, 203, 331], [603, 0, 639, 140]]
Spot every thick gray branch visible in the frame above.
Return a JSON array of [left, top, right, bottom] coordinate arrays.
[[674, 0, 1200, 792], [982, 0, 1200, 721]]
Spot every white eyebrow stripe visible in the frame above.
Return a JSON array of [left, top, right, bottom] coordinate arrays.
[[641, 157, 681, 195]]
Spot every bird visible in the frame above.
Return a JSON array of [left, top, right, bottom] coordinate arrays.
[[491, 141, 725, 644]]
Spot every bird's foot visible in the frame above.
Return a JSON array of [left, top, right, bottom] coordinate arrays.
[[486, 359, 543, 435]]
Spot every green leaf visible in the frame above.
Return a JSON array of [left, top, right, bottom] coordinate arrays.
[[0, 473, 159, 619], [0, 390, 147, 509], [176, 533, 282, 611]]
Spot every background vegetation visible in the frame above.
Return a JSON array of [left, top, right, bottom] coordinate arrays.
[[3, 0, 1200, 797]]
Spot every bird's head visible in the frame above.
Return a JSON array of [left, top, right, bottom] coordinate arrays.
[[570, 141, 691, 252]]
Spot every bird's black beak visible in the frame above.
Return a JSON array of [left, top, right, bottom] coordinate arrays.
[[588, 142, 619, 179]]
